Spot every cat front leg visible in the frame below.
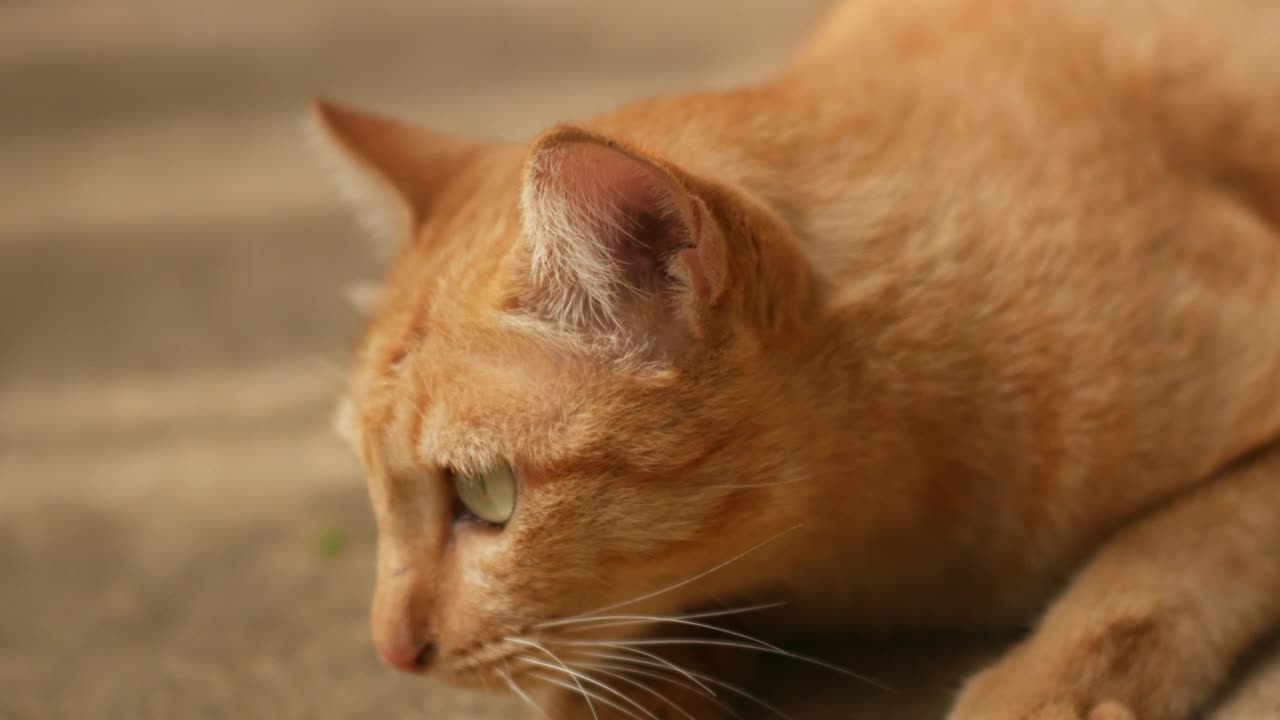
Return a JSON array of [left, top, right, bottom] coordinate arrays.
[[948, 443, 1280, 720]]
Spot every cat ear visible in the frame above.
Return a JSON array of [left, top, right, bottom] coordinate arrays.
[[519, 126, 727, 354], [308, 98, 482, 251]]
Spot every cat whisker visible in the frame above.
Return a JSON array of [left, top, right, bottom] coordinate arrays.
[[561, 652, 746, 720], [553, 525, 803, 623], [675, 601, 789, 622], [568, 648, 791, 720], [573, 642, 717, 698], [538, 600, 787, 631], [520, 656, 661, 720], [528, 671, 647, 720], [552, 636, 893, 692], [550, 611, 794, 657], [505, 637, 601, 720], [477, 663, 495, 694], [566, 660, 699, 720], [500, 666, 550, 720]]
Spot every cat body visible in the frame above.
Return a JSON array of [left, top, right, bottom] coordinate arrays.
[[313, 0, 1280, 717]]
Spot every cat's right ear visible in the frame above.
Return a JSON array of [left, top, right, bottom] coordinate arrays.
[[307, 98, 483, 252]]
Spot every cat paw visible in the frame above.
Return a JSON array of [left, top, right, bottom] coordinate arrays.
[[947, 658, 1138, 720]]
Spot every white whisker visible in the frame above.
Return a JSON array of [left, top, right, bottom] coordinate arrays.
[[500, 666, 550, 720], [505, 637, 600, 720], [675, 601, 788, 623], [563, 652, 746, 720], [529, 671, 646, 720], [574, 662, 698, 720], [569, 649, 792, 720], [553, 637, 893, 692], [553, 613, 793, 657], [569, 644, 718, 698], [549, 525, 803, 622], [520, 657, 660, 720], [542, 601, 787, 632]]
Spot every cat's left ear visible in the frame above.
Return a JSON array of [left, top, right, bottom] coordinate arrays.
[[518, 127, 728, 355], [308, 98, 484, 252]]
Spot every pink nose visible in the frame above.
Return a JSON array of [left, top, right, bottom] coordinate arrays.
[[378, 638, 437, 674]]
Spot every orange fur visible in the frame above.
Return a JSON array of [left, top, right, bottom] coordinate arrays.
[[310, 1, 1280, 717]]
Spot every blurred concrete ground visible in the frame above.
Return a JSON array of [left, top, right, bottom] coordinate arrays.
[[2, 1, 1279, 718]]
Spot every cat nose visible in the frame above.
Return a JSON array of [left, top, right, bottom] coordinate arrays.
[[379, 638, 437, 674]]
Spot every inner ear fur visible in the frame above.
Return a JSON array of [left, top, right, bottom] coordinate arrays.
[[517, 126, 728, 351]]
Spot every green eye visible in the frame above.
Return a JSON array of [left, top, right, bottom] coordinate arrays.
[[453, 464, 517, 525]]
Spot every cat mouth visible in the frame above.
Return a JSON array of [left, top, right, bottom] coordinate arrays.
[[442, 639, 529, 685], [442, 630, 607, 690]]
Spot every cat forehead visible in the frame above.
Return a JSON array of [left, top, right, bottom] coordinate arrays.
[[346, 139, 688, 472], [354, 314, 610, 474], [411, 390, 563, 475]]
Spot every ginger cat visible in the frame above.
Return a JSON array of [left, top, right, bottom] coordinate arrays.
[[310, 0, 1280, 717]]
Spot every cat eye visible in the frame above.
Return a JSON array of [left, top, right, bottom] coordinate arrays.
[[452, 464, 518, 526]]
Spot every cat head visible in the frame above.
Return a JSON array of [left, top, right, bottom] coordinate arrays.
[[310, 99, 819, 686]]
